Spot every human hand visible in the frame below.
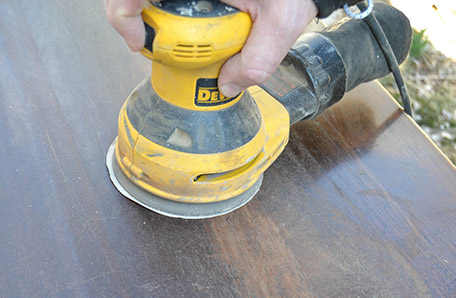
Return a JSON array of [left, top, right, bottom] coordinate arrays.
[[217, 0, 318, 97], [106, 0, 318, 97]]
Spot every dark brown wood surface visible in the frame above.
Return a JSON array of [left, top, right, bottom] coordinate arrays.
[[1, 0, 456, 297]]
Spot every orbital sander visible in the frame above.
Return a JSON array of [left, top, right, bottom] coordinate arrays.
[[107, 0, 412, 218]]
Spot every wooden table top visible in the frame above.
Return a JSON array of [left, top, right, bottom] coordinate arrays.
[[1, 0, 456, 296]]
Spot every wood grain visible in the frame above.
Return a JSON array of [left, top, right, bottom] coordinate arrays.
[[1, 0, 456, 296]]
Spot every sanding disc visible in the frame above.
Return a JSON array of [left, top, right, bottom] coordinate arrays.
[[106, 139, 262, 219]]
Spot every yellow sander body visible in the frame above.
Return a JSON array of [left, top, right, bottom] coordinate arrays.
[[107, 1, 412, 218], [107, 1, 289, 218]]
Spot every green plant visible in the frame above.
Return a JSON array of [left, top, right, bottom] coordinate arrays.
[[409, 29, 430, 60]]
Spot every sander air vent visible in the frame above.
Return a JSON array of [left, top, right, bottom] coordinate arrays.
[[172, 43, 214, 60]]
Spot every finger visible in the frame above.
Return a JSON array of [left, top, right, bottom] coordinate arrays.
[[218, 0, 317, 97], [106, 0, 148, 51], [219, 14, 289, 97]]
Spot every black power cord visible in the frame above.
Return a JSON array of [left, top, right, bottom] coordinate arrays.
[[357, 2, 414, 118]]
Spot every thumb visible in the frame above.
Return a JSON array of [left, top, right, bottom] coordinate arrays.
[[218, 1, 317, 98], [218, 18, 285, 97]]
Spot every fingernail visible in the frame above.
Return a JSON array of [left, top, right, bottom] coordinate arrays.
[[220, 83, 242, 98]]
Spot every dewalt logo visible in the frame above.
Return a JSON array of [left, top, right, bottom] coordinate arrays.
[[194, 78, 238, 106]]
